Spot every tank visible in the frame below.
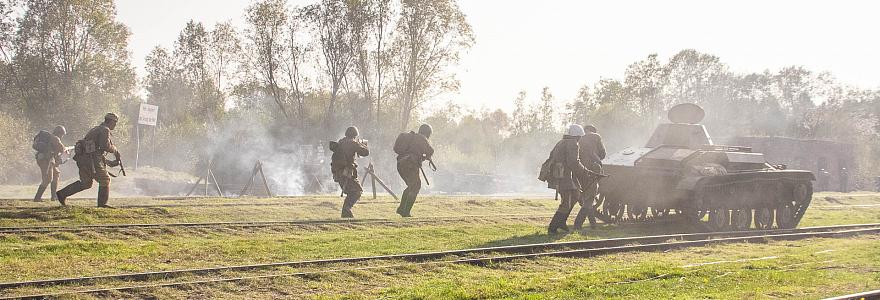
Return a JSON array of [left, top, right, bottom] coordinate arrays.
[[596, 103, 815, 231]]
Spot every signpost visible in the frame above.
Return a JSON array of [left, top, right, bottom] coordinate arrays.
[[136, 104, 159, 169]]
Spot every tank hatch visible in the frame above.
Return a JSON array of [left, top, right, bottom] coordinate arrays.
[[636, 147, 697, 168], [603, 147, 653, 167]]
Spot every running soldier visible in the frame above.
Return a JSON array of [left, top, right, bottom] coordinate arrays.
[[573, 124, 606, 230], [329, 126, 370, 218], [33, 126, 67, 202], [56, 113, 121, 208], [544, 124, 594, 234], [394, 124, 434, 217]]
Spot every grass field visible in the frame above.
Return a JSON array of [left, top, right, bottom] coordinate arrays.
[[0, 192, 878, 298]]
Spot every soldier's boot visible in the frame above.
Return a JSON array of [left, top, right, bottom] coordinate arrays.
[[341, 193, 358, 218], [547, 210, 569, 235], [33, 185, 47, 202], [97, 186, 113, 208], [573, 205, 591, 230], [573, 206, 599, 230], [396, 189, 412, 217], [56, 181, 85, 206]]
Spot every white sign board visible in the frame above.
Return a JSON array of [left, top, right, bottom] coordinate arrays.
[[138, 104, 158, 126]]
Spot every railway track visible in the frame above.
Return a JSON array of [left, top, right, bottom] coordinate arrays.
[[823, 289, 880, 300], [2, 223, 879, 299], [0, 213, 552, 234]]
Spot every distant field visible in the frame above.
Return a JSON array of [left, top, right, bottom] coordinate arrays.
[[0, 192, 878, 298]]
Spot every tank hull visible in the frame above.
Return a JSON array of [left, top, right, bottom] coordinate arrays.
[[597, 163, 814, 230]]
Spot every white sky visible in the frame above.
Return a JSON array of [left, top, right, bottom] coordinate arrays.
[[117, 0, 880, 112]]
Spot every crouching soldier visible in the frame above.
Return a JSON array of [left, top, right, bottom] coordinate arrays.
[[542, 124, 595, 234], [329, 126, 369, 218], [33, 126, 68, 202], [56, 113, 121, 208]]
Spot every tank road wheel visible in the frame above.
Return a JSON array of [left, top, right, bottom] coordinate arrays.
[[730, 209, 752, 231], [627, 205, 648, 222], [777, 183, 812, 229], [592, 193, 611, 223], [678, 209, 707, 223], [753, 207, 774, 230], [776, 203, 796, 229], [650, 207, 671, 218], [791, 183, 813, 224], [602, 200, 625, 224], [708, 209, 731, 231]]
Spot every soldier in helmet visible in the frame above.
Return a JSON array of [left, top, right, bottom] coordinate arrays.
[[33, 126, 68, 202], [545, 124, 595, 234], [56, 113, 120, 208], [329, 126, 370, 218], [573, 124, 606, 230], [394, 124, 434, 217]]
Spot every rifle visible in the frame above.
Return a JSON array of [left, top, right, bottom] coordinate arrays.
[[117, 153, 127, 177], [419, 165, 430, 186], [426, 156, 437, 171], [108, 152, 126, 177]]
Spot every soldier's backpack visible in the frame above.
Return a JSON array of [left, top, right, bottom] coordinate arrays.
[[393, 132, 415, 155], [538, 157, 565, 182], [32, 130, 52, 153], [538, 158, 553, 182]]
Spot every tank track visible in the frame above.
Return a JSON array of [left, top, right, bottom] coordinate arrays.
[[593, 177, 813, 231]]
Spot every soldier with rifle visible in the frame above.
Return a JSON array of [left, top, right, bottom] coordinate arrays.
[[329, 126, 370, 218], [573, 124, 606, 230], [32, 125, 68, 202], [540, 125, 600, 234], [393, 124, 435, 217], [56, 113, 124, 208]]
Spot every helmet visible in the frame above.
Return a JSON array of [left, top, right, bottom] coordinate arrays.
[[104, 112, 119, 122], [567, 124, 585, 137], [345, 126, 359, 138], [52, 125, 66, 136], [584, 124, 597, 133], [418, 124, 433, 138]]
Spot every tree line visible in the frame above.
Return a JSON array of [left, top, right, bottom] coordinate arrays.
[[0, 0, 877, 190]]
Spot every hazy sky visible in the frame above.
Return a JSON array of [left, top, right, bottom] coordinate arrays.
[[117, 0, 880, 112]]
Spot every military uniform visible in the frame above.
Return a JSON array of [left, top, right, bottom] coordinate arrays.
[[546, 127, 593, 234], [573, 131, 606, 229], [33, 134, 65, 201], [56, 114, 119, 207], [330, 133, 369, 218], [395, 129, 434, 217]]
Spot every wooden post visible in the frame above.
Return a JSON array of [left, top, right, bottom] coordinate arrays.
[[239, 162, 260, 196], [362, 163, 398, 201], [209, 169, 224, 197], [257, 161, 273, 198], [371, 170, 377, 199], [205, 159, 214, 196], [186, 176, 204, 196]]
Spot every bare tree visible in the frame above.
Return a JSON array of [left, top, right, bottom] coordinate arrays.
[[208, 21, 241, 94], [390, 0, 474, 130], [282, 8, 309, 127], [303, 0, 357, 127], [245, 0, 291, 120]]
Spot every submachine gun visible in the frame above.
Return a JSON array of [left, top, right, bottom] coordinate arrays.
[[419, 156, 437, 186], [107, 152, 127, 177]]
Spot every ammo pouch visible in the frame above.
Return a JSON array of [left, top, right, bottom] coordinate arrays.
[[76, 140, 96, 155], [341, 166, 355, 179], [552, 162, 565, 180]]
